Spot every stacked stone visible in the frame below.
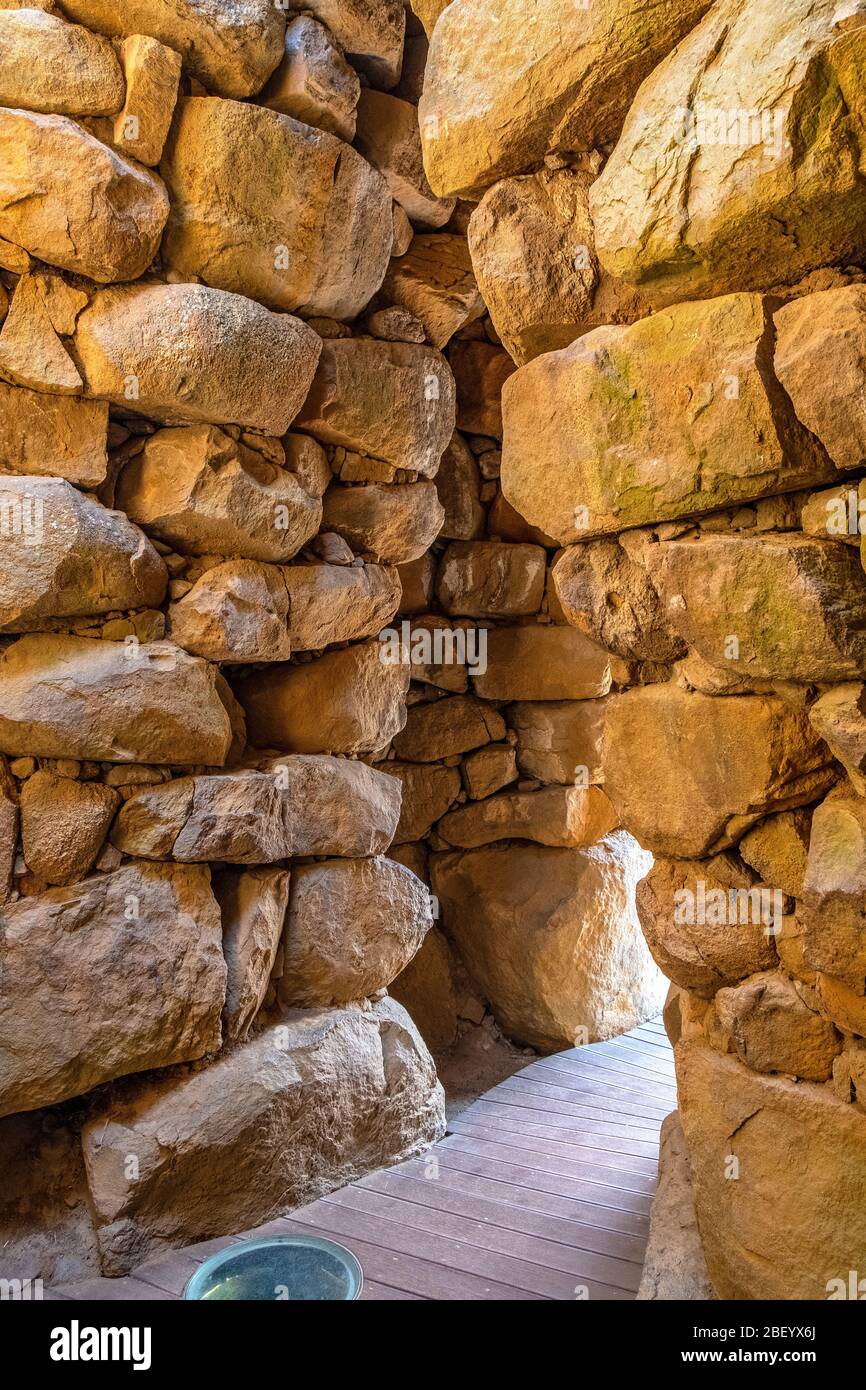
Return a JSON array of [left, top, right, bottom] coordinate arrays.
[[0, 0, 464, 1281], [419, 0, 866, 1300]]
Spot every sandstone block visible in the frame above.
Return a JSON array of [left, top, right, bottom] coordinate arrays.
[[290, 0, 405, 88], [810, 684, 866, 795], [438, 785, 618, 850], [260, 16, 359, 141], [0, 635, 235, 765], [0, 6, 124, 114], [214, 866, 290, 1043], [356, 89, 454, 228], [553, 539, 685, 663], [436, 541, 546, 618], [474, 626, 611, 702], [169, 560, 292, 664], [109, 34, 182, 166], [603, 686, 834, 858], [507, 699, 607, 786], [280, 856, 432, 1006], [20, 770, 119, 886], [392, 694, 504, 763], [390, 926, 459, 1053], [386, 761, 460, 843], [0, 861, 226, 1118], [802, 793, 866, 993], [322, 482, 444, 564], [0, 108, 168, 282], [774, 287, 866, 473], [433, 433, 484, 540], [160, 97, 392, 320], [75, 284, 321, 434], [739, 810, 811, 899], [713, 970, 841, 1081], [462, 744, 518, 800], [235, 640, 409, 754], [380, 234, 484, 349], [431, 833, 664, 1051], [449, 339, 515, 438], [0, 382, 107, 487]]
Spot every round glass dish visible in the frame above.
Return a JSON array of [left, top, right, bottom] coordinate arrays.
[[183, 1235, 363, 1301]]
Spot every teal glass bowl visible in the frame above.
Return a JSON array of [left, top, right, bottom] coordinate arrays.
[[183, 1235, 363, 1301]]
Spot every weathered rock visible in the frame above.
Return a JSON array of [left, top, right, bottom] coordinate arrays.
[[508, 699, 606, 785], [0, 861, 226, 1118], [501, 293, 835, 544], [356, 89, 454, 228], [801, 793, 866, 993], [296, 338, 455, 475], [739, 810, 812, 899], [438, 785, 618, 850], [434, 433, 485, 540], [468, 165, 649, 366], [390, 926, 459, 1053], [774, 287, 866, 473], [169, 560, 292, 664], [0, 6, 124, 115], [603, 686, 835, 859], [260, 16, 359, 141], [59, 0, 286, 98], [108, 34, 182, 166], [81, 997, 444, 1275], [646, 534, 866, 681], [419, 0, 711, 198], [290, 0, 404, 87], [677, 1038, 866, 1299], [462, 744, 518, 800], [636, 1111, 716, 1302], [213, 867, 290, 1042], [380, 234, 484, 349], [392, 694, 504, 763], [449, 339, 515, 438], [0, 272, 82, 393], [386, 761, 460, 843], [0, 476, 166, 633], [591, 0, 866, 307], [160, 97, 392, 320], [0, 108, 168, 282], [113, 757, 401, 862], [116, 426, 321, 562], [436, 541, 545, 618], [20, 771, 119, 886], [713, 970, 841, 1081], [282, 432, 331, 498], [76, 284, 321, 434], [432, 833, 664, 1051], [0, 755, 16, 903], [287, 562, 400, 649], [322, 482, 444, 563], [0, 382, 107, 488], [235, 640, 409, 754], [0, 636, 235, 765], [280, 856, 432, 1006], [636, 855, 779, 997], [474, 626, 611, 702], [810, 684, 866, 795], [817, 972, 866, 1038], [553, 540, 686, 663]]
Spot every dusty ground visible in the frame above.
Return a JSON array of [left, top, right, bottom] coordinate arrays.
[[434, 1016, 535, 1122]]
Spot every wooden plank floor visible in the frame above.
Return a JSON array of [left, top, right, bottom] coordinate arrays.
[[53, 1019, 675, 1302]]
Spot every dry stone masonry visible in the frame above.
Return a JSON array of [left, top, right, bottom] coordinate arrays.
[[5, 0, 864, 1305]]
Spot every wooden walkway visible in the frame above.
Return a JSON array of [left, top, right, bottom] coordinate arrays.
[[52, 1019, 675, 1302]]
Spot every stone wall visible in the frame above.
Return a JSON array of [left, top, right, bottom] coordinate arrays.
[[0, 0, 665, 1286], [418, 0, 866, 1301]]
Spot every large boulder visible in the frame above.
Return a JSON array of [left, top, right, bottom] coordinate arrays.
[[0, 6, 125, 114], [280, 856, 432, 1006], [507, 699, 607, 785], [295, 337, 455, 476], [500, 293, 835, 544], [392, 693, 504, 763], [74, 284, 321, 434], [160, 97, 392, 320], [636, 855, 778, 996], [809, 684, 866, 795], [355, 89, 454, 228], [418, 0, 712, 198], [0, 861, 226, 1119], [115, 426, 321, 561], [260, 15, 360, 142], [288, 0, 405, 88], [774, 286, 866, 473], [112, 757, 401, 862], [468, 165, 649, 366], [58, 0, 286, 98], [712, 970, 840, 1082], [0, 381, 108, 487], [234, 639, 409, 754], [636, 1111, 715, 1302], [322, 482, 444, 564], [436, 540, 546, 618], [645, 533, 866, 681], [0, 635, 236, 765], [0, 108, 168, 282], [0, 476, 166, 632], [386, 761, 460, 843], [801, 792, 866, 994], [603, 686, 835, 858], [80, 997, 444, 1275], [283, 561, 400, 650], [431, 832, 664, 1052], [677, 1038, 866, 1299], [379, 234, 484, 350], [590, 0, 866, 307]]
